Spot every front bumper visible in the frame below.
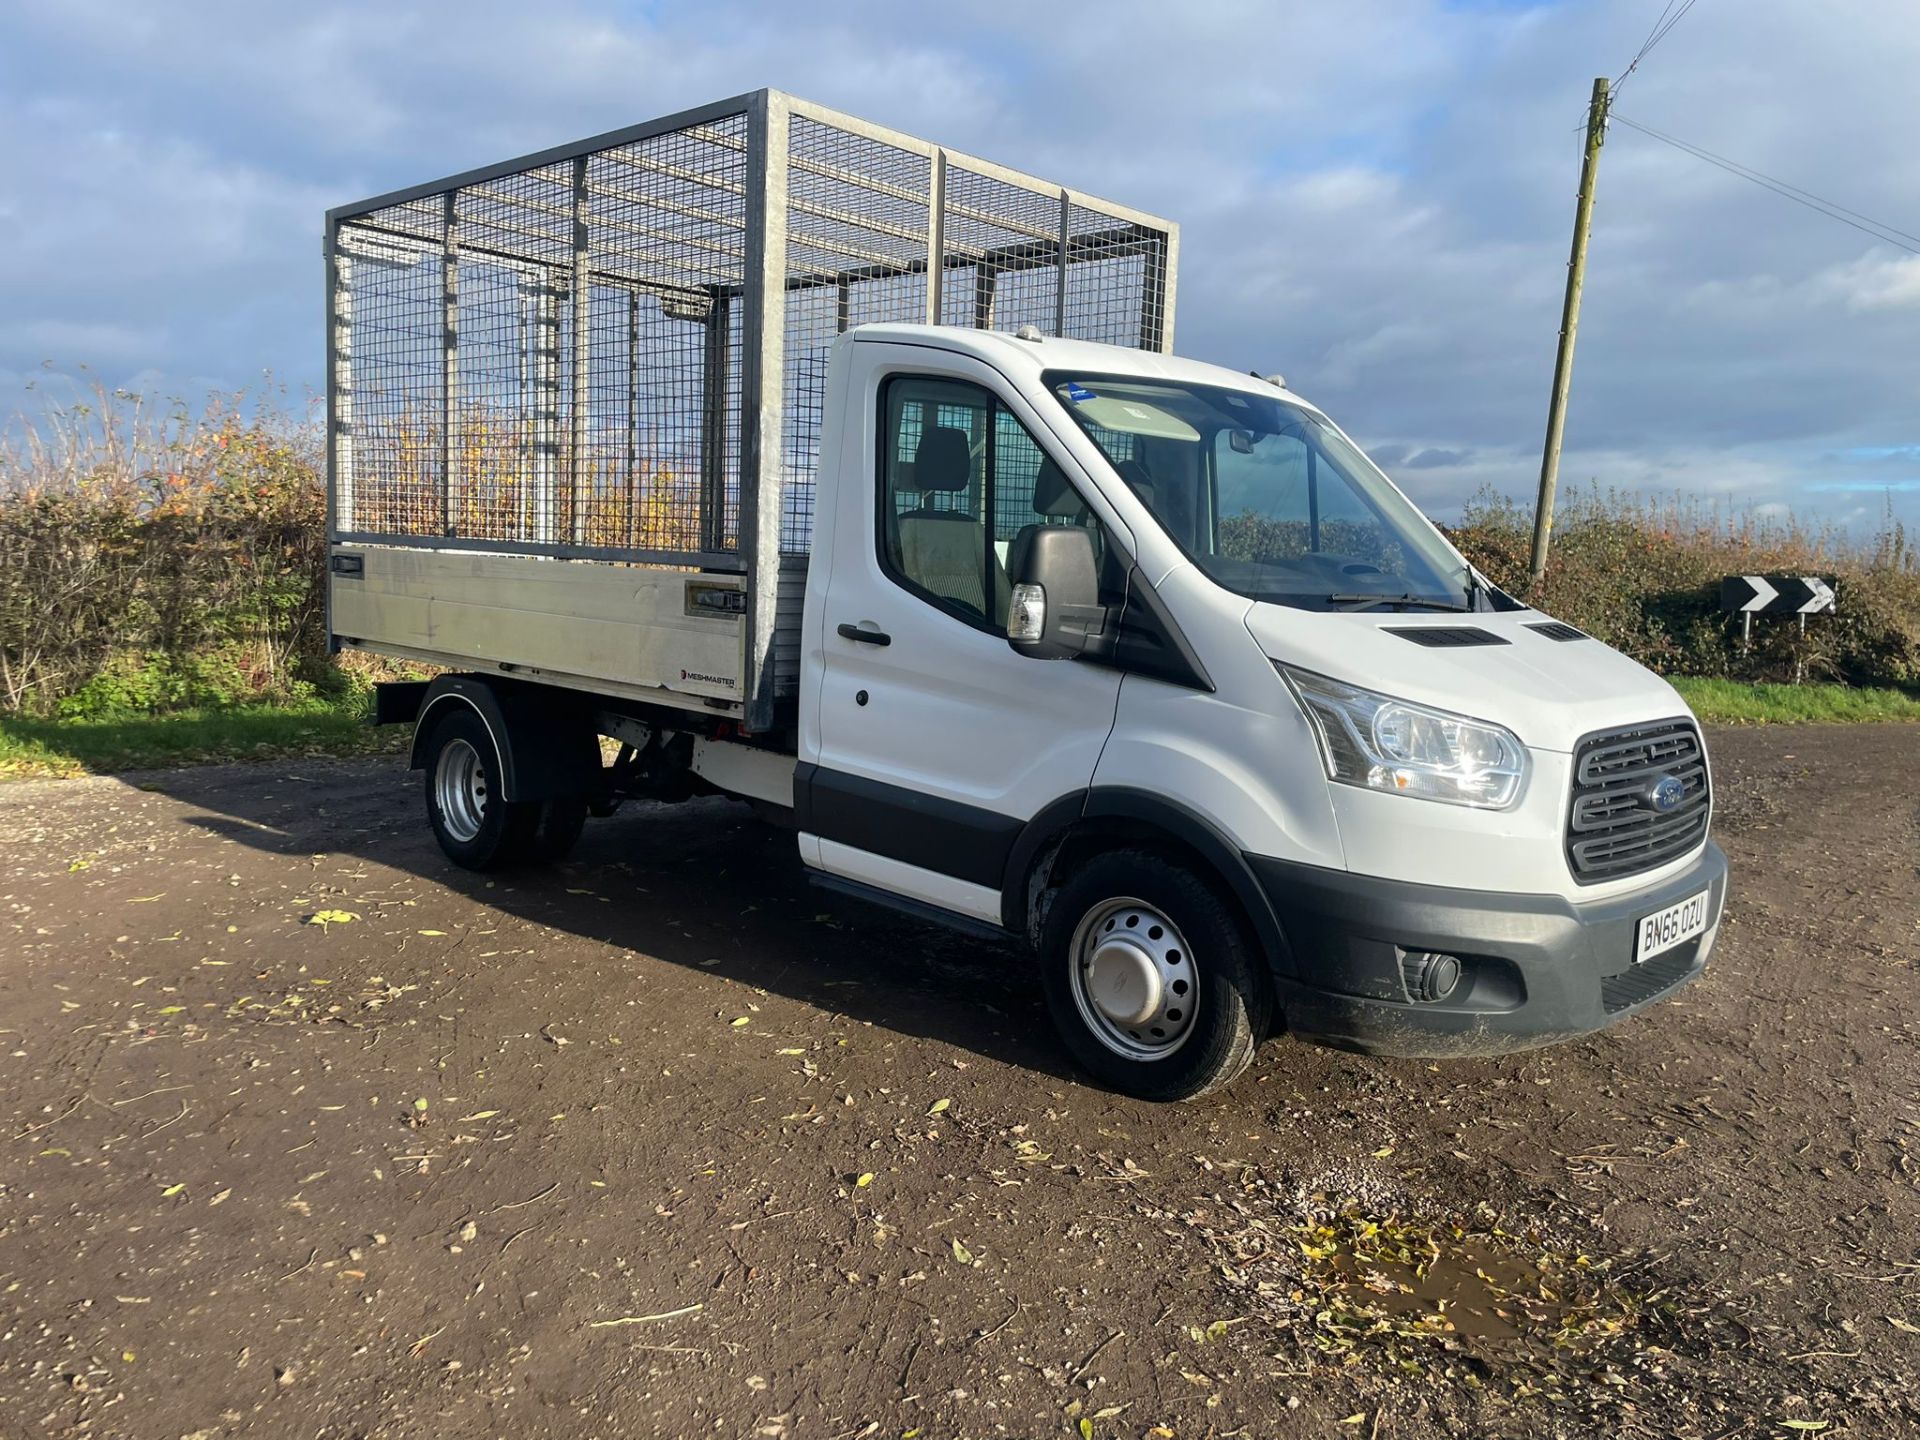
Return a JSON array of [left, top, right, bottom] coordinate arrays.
[[1247, 840, 1728, 1057]]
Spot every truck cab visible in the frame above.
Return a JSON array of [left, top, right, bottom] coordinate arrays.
[[785, 323, 1724, 1096]]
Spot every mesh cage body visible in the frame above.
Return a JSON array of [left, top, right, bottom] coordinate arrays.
[[326, 90, 1176, 722]]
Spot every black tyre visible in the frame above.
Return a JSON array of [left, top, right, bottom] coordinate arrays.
[[526, 796, 588, 863], [422, 708, 541, 871], [1039, 849, 1271, 1102]]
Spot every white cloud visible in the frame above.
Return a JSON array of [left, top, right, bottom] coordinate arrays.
[[1817, 251, 1920, 312]]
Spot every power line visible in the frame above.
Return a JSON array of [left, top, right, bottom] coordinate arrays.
[[1615, 0, 1701, 91], [1611, 113, 1920, 256]]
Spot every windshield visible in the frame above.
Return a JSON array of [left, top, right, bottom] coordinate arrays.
[[1047, 373, 1471, 611]]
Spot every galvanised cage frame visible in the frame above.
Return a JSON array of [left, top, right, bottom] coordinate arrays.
[[326, 88, 1178, 730]]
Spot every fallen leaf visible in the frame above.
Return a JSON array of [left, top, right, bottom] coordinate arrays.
[[161, 1183, 186, 1197], [459, 1110, 500, 1122], [1372, 1146, 1394, 1158], [730, 1016, 751, 1027], [417, 929, 447, 936], [305, 910, 360, 929], [951, 1237, 974, 1265], [928, 1098, 952, 1116], [856, 1173, 874, 1188], [776, 1047, 806, 1056], [208, 1189, 232, 1206]]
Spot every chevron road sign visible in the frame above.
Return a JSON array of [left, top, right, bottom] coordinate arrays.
[[1720, 575, 1837, 616]]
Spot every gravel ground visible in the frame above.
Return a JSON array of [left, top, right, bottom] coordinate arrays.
[[1, 724, 1916, 1439]]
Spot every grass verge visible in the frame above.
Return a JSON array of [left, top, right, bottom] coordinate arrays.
[[1669, 677, 1920, 725], [0, 696, 403, 780]]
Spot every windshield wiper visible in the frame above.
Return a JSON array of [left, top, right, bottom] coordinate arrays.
[[1326, 593, 1471, 613], [1458, 564, 1489, 613]]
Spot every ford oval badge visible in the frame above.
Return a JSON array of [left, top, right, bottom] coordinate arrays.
[[1649, 775, 1687, 813]]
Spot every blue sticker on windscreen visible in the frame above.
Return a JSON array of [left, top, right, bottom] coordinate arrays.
[[1063, 383, 1095, 403]]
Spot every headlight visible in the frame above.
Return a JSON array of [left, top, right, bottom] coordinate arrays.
[[1280, 665, 1528, 809]]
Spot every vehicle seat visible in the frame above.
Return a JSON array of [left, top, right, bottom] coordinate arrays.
[[896, 425, 1005, 616], [1008, 457, 1096, 586], [1029, 456, 1087, 522]]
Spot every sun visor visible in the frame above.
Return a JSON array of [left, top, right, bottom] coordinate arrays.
[[1059, 386, 1200, 443]]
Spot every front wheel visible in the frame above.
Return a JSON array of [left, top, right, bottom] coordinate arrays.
[[1039, 850, 1271, 1102]]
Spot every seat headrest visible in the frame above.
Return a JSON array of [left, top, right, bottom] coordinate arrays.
[[1031, 457, 1086, 519], [911, 426, 972, 494]]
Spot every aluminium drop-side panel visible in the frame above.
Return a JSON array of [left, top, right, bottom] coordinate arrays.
[[329, 548, 746, 715]]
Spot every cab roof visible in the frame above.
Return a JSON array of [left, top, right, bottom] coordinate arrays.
[[844, 323, 1302, 406]]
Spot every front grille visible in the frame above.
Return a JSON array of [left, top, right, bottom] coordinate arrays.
[[1600, 944, 1702, 1013], [1565, 718, 1711, 884]]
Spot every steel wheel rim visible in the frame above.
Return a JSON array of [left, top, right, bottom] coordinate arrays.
[[1068, 896, 1198, 1061], [434, 737, 489, 844]]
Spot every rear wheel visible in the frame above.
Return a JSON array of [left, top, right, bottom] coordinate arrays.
[[527, 795, 588, 862], [423, 708, 582, 870], [1040, 849, 1270, 1102]]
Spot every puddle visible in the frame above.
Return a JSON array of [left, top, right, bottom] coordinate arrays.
[[1292, 1204, 1640, 1359], [1321, 1227, 1575, 1341]]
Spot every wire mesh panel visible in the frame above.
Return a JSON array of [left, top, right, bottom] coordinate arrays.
[[1063, 202, 1168, 348], [336, 230, 444, 538], [333, 109, 749, 560], [940, 165, 1061, 334], [587, 118, 750, 553], [779, 116, 931, 553]]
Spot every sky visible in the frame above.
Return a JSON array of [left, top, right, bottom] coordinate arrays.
[[2, 0, 1918, 533]]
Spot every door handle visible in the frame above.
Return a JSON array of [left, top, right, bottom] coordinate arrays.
[[836, 622, 891, 646]]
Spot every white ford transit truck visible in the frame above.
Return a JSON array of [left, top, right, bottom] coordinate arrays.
[[324, 91, 1726, 1100]]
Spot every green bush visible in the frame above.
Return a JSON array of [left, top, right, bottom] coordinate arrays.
[[1448, 488, 1920, 689], [0, 383, 327, 716]]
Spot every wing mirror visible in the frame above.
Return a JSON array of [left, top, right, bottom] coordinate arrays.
[[1005, 526, 1108, 659]]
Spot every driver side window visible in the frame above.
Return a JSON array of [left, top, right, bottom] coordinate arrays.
[[879, 375, 1104, 631]]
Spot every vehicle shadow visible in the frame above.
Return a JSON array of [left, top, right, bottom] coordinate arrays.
[[158, 756, 1086, 1086]]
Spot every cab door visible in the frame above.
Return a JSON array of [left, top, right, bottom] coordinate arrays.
[[799, 342, 1124, 925]]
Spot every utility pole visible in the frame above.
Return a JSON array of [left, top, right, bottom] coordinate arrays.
[[1529, 76, 1610, 587]]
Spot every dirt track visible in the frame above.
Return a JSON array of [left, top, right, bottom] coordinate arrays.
[[2, 725, 1917, 1439]]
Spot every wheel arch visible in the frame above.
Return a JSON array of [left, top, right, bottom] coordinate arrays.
[[1001, 786, 1297, 979], [409, 675, 599, 803]]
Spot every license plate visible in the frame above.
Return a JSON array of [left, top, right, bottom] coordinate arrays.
[[1634, 888, 1711, 964]]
